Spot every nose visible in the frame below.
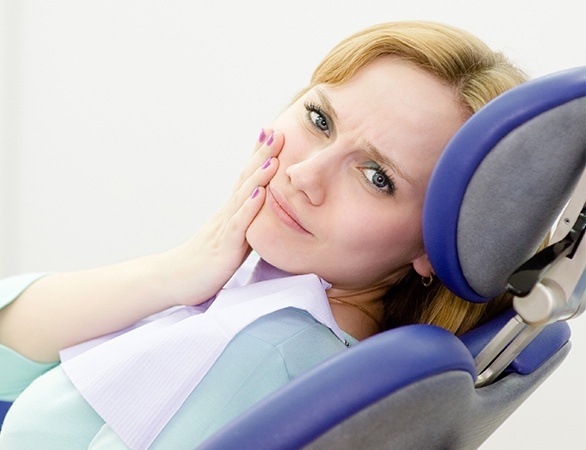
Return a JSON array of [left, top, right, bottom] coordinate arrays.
[[285, 148, 333, 206]]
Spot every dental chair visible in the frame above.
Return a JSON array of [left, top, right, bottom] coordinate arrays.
[[198, 66, 586, 449], [0, 68, 584, 447]]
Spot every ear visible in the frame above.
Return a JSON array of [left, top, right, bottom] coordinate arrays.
[[412, 253, 433, 278]]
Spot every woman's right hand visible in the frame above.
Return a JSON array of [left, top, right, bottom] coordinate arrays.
[[0, 129, 283, 362], [160, 128, 284, 306]]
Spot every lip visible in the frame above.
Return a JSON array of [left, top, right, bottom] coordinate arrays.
[[267, 186, 312, 235]]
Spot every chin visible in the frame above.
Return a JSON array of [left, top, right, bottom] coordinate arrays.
[[246, 223, 308, 276]]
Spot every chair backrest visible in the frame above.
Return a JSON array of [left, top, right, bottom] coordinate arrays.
[[199, 66, 586, 449]]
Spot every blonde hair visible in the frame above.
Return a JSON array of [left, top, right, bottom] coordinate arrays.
[[301, 21, 528, 335]]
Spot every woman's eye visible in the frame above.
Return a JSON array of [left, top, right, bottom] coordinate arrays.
[[362, 166, 396, 195], [309, 110, 329, 132], [305, 103, 331, 137]]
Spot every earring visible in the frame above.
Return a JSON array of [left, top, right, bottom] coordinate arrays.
[[422, 273, 434, 287]]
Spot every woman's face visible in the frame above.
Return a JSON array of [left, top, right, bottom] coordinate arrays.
[[246, 56, 467, 295]]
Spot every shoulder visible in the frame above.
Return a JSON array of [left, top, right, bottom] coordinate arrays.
[[166, 308, 348, 445], [224, 308, 348, 379]]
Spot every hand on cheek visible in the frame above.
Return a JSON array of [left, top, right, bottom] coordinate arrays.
[[166, 129, 284, 306]]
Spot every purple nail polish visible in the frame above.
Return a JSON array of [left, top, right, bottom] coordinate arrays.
[[250, 187, 260, 199], [261, 157, 272, 170], [258, 129, 267, 143], [266, 131, 274, 146]]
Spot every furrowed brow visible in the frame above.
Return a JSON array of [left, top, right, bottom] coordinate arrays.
[[363, 141, 417, 187], [314, 87, 416, 187], [314, 87, 339, 122]]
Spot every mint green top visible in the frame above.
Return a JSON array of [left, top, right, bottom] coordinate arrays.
[[0, 274, 356, 448]]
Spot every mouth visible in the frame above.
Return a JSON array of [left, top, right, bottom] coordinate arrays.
[[267, 186, 312, 235]]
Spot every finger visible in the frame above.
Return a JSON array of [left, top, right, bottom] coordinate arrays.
[[234, 129, 284, 191], [226, 157, 279, 219], [254, 128, 269, 153], [223, 185, 268, 249], [235, 129, 282, 188]]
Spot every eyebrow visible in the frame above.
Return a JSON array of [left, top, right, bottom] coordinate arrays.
[[314, 86, 417, 188], [362, 141, 417, 187], [314, 87, 339, 123]]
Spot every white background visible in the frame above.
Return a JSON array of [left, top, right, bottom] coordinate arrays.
[[1, 1, 584, 448]]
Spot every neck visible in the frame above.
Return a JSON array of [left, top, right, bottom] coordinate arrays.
[[326, 290, 385, 341]]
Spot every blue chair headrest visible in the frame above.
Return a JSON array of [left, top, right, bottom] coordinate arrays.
[[423, 67, 586, 303]]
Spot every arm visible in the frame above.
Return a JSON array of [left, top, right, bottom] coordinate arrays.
[[0, 274, 58, 401], [0, 130, 283, 363]]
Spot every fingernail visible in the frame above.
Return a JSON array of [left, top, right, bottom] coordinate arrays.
[[261, 157, 272, 170], [258, 129, 267, 143], [250, 186, 260, 199], [266, 131, 274, 146]]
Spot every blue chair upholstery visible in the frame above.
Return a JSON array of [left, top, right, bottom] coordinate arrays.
[[199, 67, 585, 449], [0, 401, 10, 431], [197, 317, 570, 449], [200, 325, 477, 450]]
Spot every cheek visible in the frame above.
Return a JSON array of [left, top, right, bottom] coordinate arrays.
[[245, 210, 274, 265], [270, 112, 314, 164], [335, 205, 425, 266]]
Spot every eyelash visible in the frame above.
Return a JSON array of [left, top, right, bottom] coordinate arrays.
[[360, 163, 397, 196], [304, 101, 396, 196], [304, 102, 331, 137]]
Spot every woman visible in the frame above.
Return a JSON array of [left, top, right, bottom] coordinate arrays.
[[0, 21, 526, 448]]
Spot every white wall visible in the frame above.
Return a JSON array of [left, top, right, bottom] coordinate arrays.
[[1, 0, 584, 447]]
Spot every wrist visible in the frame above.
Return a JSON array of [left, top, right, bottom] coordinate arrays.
[[154, 244, 209, 307]]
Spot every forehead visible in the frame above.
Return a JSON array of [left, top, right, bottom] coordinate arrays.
[[315, 57, 466, 174]]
